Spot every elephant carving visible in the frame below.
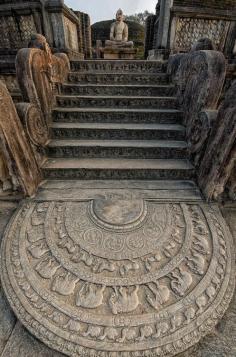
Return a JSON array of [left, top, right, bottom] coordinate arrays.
[[109, 286, 140, 315], [76, 283, 105, 309]]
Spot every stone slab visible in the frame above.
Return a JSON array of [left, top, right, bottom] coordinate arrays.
[[0, 198, 235, 357], [36, 180, 202, 202]]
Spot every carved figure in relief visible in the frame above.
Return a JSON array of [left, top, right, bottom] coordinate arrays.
[[193, 235, 210, 255], [51, 272, 79, 296], [98, 327, 119, 341], [82, 325, 102, 338], [119, 260, 139, 276], [105, 9, 134, 48], [184, 307, 196, 324], [28, 240, 49, 259], [153, 322, 169, 338], [146, 282, 170, 310], [109, 286, 140, 315], [76, 283, 105, 309], [137, 325, 153, 341], [196, 295, 208, 313], [92, 260, 116, 273], [118, 328, 137, 343], [206, 285, 216, 300], [64, 319, 81, 332], [170, 267, 193, 296], [35, 257, 60, 279], [186, 252, 205, 275], [170, 313, 183, 332]]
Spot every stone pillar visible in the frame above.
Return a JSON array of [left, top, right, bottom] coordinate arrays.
[[156, 0, 173, 49], [144, 14, 156, 58]]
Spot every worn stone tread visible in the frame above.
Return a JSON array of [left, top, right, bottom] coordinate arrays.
[[51, 123, 185, 131], [53, 108, 182, 114], [57, 95, 177, 100], [43, 158, 194, 170], [48, 139, 188, 148], [39, 179, 198, 190]]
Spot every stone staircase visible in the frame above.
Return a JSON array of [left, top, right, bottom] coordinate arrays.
[[43, 60, 195, 181]]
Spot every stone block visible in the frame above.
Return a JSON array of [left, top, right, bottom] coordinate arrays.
[[102, 47, 137, 60]]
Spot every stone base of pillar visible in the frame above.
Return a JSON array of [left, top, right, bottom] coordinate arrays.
[[148, 49, 170, 61]]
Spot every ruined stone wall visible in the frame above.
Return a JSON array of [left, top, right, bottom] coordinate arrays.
[[146, 0, 236, 58], [173, 0, 236, 10], [73, 11, 92, 59]]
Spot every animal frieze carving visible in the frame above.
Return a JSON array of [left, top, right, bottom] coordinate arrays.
[[170, 267, 193, 296], [76, 283, 105, 309], [193, 235, 210, 255], [35, 257, 60, 279], [28, 240, 49, 259], [1, 201, 235, 357], [146, 282, 170, 310], [109, 286, 140, 315], [186, 252, 206, 275], [51, 272, 79, 296]]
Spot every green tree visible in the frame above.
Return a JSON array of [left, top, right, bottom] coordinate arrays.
[[125, 10, 154, 27]]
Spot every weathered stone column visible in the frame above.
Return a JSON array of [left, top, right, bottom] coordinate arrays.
[[156, 0, 173, 49]]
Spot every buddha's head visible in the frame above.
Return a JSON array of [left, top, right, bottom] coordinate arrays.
[[116, 9, 124, 22]]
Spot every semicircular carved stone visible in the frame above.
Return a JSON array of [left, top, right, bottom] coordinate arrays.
[[16, 102, 49, 147], [0, 200, 235, 356]]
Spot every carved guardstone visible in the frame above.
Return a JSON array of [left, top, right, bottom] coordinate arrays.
[[0, 199, 235, 356]]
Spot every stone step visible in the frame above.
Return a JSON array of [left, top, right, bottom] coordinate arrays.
[[52, 108, 183, 124], [43, 158, 195, 180], [51, 123, 185, 140], [47, 139, 188, 159], [68, 72, 169, 85], [70, 60, 167, 73], [37, 179, 202, 202], [62, 84, 175, 97], [56, 95, 178, 109]]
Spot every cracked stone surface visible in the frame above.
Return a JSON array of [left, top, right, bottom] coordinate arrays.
[[0, 196, 235, 357]]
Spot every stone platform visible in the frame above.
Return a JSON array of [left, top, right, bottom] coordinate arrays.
[[102, 47, 137, 59], [0, 182, 235, 357]]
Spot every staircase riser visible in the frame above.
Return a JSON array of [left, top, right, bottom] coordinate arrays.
[[68, 73, 169, 85], [62, 86, 175, 97], [52, 128, 185, 141], [57, 97, 178, 109], [47, 147, 188, 159], [52, 111, 183, 124], [43, 168, 195, 180], [70, 61, 167, 73]]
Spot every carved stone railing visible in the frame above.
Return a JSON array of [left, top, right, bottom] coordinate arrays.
[[0, 81, 41, 196], [168, 46, 235, 201], [0, 34, 70, 197], [16, 35, 70, 139]]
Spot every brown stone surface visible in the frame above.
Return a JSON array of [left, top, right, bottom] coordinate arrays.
[[198, 80, 236, 200], [0, 81, 41, 196], [16, 35, 70, 132]]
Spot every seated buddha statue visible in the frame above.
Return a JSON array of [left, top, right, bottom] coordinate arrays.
[[105, 9, 134, 48]]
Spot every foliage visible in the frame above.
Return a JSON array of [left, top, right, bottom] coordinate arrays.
[[125, 10, 154, 27]]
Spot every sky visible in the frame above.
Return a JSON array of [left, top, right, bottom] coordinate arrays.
[[65, 0, 157, 24]]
